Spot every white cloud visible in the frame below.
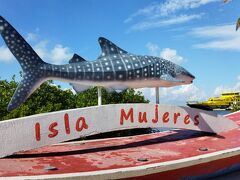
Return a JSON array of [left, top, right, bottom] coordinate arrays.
[[146, 42, 184, 64], [125, 0, 219, 32], [146, 42, 160, 56], [25, 28, 40, 42], [32, 40, 73, 64], [124, 3, 158, 23], [191, 24, 240, 51], [142, 41, 199, 105], [128, 14, 202, 32], [160, 48, 184, 64], [33, 40, 48, 59], [191, 24, 236, 38], [214, 76, 240, 96], [138, 84, 206, 105], [194, 38, 240, 50], [26, 32, 38, 42], [0, 31, 73, 64], [159, 0, 219, 16], [238, 75, 240, 81], [0, 46, 14, 62], [125, 0, 218, 23], [50, 44, 72, 64]]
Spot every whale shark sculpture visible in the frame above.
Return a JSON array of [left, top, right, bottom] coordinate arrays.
[[0, 16, 195, 111]]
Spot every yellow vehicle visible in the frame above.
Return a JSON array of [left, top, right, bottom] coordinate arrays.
[[187, 92, 240, 110]]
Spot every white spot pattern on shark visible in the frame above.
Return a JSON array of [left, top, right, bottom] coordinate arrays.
[[0, 16, 195, 111]]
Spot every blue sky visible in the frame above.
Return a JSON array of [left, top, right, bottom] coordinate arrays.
[[0, 0, 240, 105]]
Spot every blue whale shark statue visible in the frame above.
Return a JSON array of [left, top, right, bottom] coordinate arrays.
[[0, 16, 195, 111]]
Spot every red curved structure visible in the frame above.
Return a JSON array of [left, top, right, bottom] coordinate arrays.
[[0, 111, 239, 179]]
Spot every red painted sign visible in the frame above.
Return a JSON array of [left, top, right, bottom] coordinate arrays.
[[120, 105, 199, 126], [35, 113, 88, 142], [0, 104, 237, 158]]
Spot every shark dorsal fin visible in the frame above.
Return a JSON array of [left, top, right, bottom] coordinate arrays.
[[69, 54, 86, 64], [98, 37, 128, 58]]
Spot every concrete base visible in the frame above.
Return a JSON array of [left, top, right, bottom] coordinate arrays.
[[0, 111, 239, 179]]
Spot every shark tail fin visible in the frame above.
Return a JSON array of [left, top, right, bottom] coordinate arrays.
[[8, 77, 45, 111], [0, 16, 46, 111]]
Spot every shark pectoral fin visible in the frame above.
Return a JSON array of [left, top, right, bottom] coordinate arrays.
[[105, 87, 115, 93], [70, 83, 91, 93], [160, 74, 184, 83], [69, 54, 86, 64], [98, 37, 128, 58], [110, 85, 128, 93], [115, 89, 126, 93]]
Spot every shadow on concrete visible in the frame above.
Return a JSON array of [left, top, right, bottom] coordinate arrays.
[[6, 129, 224, 159]]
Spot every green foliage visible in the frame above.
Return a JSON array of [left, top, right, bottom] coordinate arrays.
[[0, 75, 149, 121], [231, 103, 240, 112], [223, 0, 239, 31], [75, 87, 148, 108], [0, 75, 18, 120]]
